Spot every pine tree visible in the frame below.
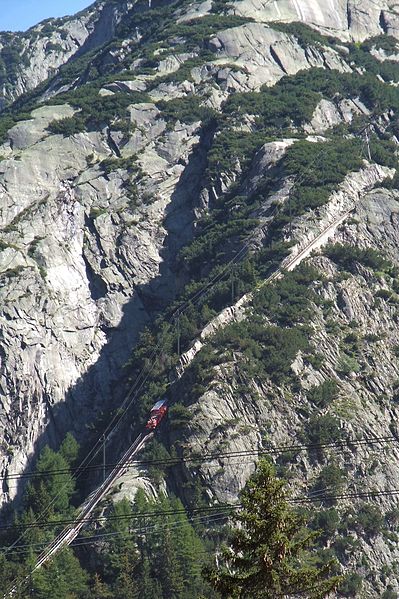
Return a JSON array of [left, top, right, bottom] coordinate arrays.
[[205, 460, 342, 598], [32, 548, 89, 598], [23, 444, 76, 518], [91, 573, 112, 598], [102, 499, 140, 598], [158, 522, 185, 598], [170, 497, 205, 597], [5, 437, 86, 598], [104, 499, 136, 578], [113, 548, 140, 599], [139, 554, 163, 599], [59, 432, 79, 466], [0, 553, 27, 599]]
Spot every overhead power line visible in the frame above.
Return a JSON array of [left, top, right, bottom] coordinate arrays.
[[0, 511, 231, 556], [3, 434, 398, 483], [0, 504, 239, 533], [2, 481, 399, 537]]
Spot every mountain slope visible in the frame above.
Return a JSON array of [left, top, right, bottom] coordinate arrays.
[[0, 1, 133, 109], [2, 0, 399, 596]]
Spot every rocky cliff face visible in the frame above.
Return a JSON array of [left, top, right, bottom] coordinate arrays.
[[0, 1, 134, 108], [158, 169, 399, 597], [0, 97, 203, 499], [3, 0, 399, 595], [230, 0, 399, 41]]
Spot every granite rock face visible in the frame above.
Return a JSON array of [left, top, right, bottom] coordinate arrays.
[[231, 0, 399, 41], [207, 23, 350, 93], [0, 101, 202, 501], [0, 1, 133, 108], [2, 1, 399, 593], [168, 180, 399, 596]]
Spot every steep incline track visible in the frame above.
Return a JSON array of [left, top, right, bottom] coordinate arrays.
[[176, 162, 392, 377], [6, 432, 152, 596]]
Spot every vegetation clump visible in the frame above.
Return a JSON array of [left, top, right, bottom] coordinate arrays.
[[157, 96, 217, 125], [47, 115, 85, 136], [205, 460, 342, 598], [326, 244, 391, 273]]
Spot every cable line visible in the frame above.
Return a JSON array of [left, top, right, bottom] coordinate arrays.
[[3, 433, 398, 482], [0, 512, 232, 556], [3, 481, 399, 537], [0, 504, 240, 533]]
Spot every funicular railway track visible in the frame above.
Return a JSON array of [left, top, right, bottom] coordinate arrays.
[[6, 207, 355, 597], [5, 400, 168, 596], [31, 432, 151, 572]]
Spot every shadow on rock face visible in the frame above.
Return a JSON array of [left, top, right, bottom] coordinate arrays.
[[0, 122, 214, 515]]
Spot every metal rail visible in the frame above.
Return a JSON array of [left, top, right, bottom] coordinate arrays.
[[7, 432, 152, 596]]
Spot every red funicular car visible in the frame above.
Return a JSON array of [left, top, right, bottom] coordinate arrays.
[[145, 398, 168, 430]]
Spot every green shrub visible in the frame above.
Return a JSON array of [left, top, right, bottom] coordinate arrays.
[[308, 380, 338, 407], [311, 508, 340, 539], [50, 87, 150, 131], [339, 573, 363, 597], [354, 504, 385, 537], [375, 288, 395, 301], [333, 534, 359, 559], [160, 14, 252, 48], [363, 35, 399, 53], [99, 155, 140, 176], [382, 586, 398, 599], [47, 115, 86, 136], [306, 353, 325, 369], [140, 439, 172, 485], [364, 333, 382, 342], [304, 414, 343, 455], [169, 403, 192, 428], [326, 243, 391, 273], [157, 96, 217, 125], [252, 264, 320, 326], [312, 464, 345, 504], [206, 129, 271, 180], [272, 22, 339, 47], [337, 353, 361, 376], [215, 322, 309, 384], [0, 112, 32, 144]]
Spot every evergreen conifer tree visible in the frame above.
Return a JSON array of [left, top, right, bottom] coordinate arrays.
[[205, 460, 342, 598], [139, 554, 163, 599], [100, 498, 140, 597], [59, 433, 79, 466], [23, 445, 76, 518], [158, 520, 185, 598], [170, 496, 204, 597], [91, 573, 112, 598], [32, 548, 89, 598], [113, 548, 140, 599]]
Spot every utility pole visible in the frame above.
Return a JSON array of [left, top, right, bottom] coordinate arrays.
[[365, 125, 372, 161], [102, 434, 106, 483], [176, 313, 181, 357], [231, 269, 235, 304]]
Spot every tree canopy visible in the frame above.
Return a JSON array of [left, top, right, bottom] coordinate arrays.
[[205, 460, 342, 598]]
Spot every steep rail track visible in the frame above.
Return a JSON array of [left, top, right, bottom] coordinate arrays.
[[6, 432, 152, 596]]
